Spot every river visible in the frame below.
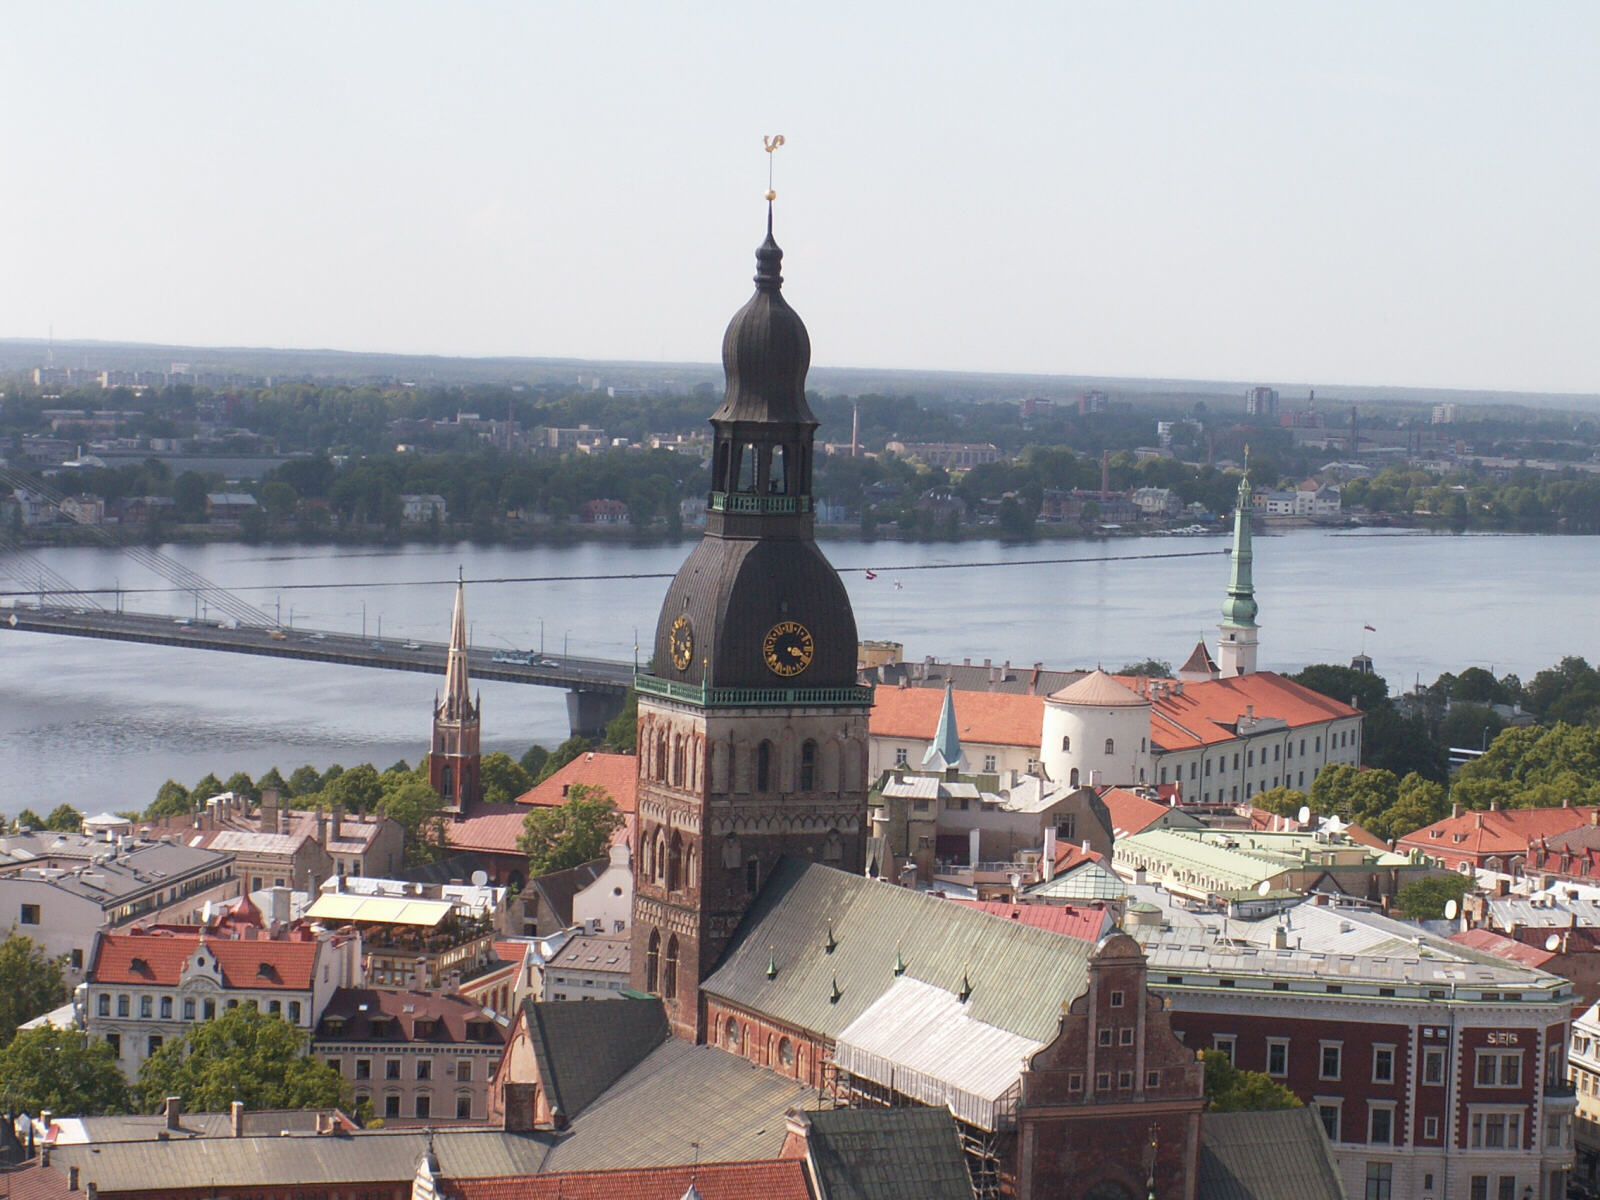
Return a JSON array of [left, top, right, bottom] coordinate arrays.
[[0, 529, 1592, 816]]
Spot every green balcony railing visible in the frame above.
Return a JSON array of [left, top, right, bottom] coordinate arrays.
[[708, 492, 813, 515], [635, 672, 874, 709]]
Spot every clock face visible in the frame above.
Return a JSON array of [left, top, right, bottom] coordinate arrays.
[[669, 614, 694, 671], [762, 620, 814, 678]]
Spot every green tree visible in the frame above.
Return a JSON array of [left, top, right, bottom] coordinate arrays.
[[1201, 1050, 1302, 1112], [172, 471, 210, 522], [519, 744, 551, 779], [191, 772, 224, 803], [256, 766, 291, 797], [376, 778, 449, 867], [519, 785, 623, 877], [43, 804, 83, 832], [1452, 723, 1600, 810], [1253, 786, 1308, 820], [1394, 873, 1473, 920], [319, 763, 384, 812], [287, 765, 323, 795], [480, 752, 533, 806], [145, 779, 192, 819], [1118, 659, 1173, 678], [1290, 664, 1389, 715], [0, 934, 68, 1048], [1380, 774, 1450, 841], [603, 689, 639, 753], [12, 809, 46, 832], [135, 1005, 349, 1113], [0, 1026, 131, 1115], [534, 735, 593, 784], [1363, 706, 1449, 783], [1438, 704, 1508, 755], [222, 770, 259, 801]]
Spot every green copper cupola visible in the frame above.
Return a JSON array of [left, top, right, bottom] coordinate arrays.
[[1217, 467, 1260, 676]]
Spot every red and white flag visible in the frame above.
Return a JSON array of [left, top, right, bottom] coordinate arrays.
[[864, 570, 877, 580]]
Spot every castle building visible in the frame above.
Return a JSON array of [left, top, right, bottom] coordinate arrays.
[[430, 575, 482, 812], [627, 209, 874, 1041]]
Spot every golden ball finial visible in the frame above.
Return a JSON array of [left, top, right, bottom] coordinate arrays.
[[765, 189, 777, 202]]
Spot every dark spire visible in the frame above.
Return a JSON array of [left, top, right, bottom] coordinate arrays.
[[712, 216, 814, 428], [754, 203, 782, 291]]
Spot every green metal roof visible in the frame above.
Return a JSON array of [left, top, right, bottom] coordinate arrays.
[[806, 1107, 974, 1200], [524, 996, 667, 1122], [703, 858, 1092, 1045], [1198, 1108, 1348, 1200]]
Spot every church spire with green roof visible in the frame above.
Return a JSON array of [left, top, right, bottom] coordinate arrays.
[[921, 678, 964, 776], [1217, 463, 1260, 676]]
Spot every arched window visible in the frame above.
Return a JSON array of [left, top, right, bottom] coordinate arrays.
[[663, 935, 679, 997], [654, 829, 668, 884], [685, 843, 697, 890], [770, 444, 787, 494], [667, 831, 683, 893], [1105, 738, 1115, 756], [800, 740, 817, 791], [655, 733, 668, 781], [645, 929, 660, 993], [441, 762, 454, 795], [1061, 735, 1071, 752], [738, 443, 758, 492], [1069, 768, 1080, 788], [672, 736, 685, 787], [757, 741, 773, 792], [725, 1016, 741, 1050], [779, 1037, 795, 1068]]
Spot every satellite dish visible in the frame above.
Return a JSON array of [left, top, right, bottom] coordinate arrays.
[[1546, 933, 1563, 952], [470, 870, 489, 887], [1257, 879, 1272, 897], [1444, 899, 1459, 920], [1297, 806, 1311, 825]]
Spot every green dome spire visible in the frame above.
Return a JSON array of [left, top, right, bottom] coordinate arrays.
[[1222, 469, 1258, 628]]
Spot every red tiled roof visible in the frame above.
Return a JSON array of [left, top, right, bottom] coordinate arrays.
[[1139, 671, 1361, 752], [871, 671, 1360, 755], [89, 931, 318, 990], [1052, 841, 1104, 873], [443, 805, 530, 856], [871, 687, 1044, 748], [1099, 788, 1172, 838], [1397, 807, 1595, 868], [445, 1160, 811, 1200], [1449, 928, 1558, 969], [493, 939, 530, 964], [514, 752, 638, 813], [947, 898, 1109, 942], [314, 988, 506, 1045]]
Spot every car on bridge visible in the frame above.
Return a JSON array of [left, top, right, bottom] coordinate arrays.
[[492, 650, 534, 665], [537, 658, 560, 668]]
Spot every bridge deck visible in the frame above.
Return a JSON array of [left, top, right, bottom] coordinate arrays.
[[0, 605, 632, 695]]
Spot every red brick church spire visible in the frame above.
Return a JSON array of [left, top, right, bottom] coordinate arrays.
[[430, 571, 481, 812]]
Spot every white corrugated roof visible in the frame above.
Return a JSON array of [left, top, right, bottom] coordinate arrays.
[[304, 893, 453, 927], [833, 976, 1041, 1130]]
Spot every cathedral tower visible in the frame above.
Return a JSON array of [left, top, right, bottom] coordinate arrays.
[[1216, 468, 1259, 676], [430, 574, 481, 812], [630, 209, 873, 1041]]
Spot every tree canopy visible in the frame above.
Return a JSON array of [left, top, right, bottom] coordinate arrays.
[[1395, 873, 1474, 920], [519, 785, 623, 878], [1201, 1049, 1302, 1112], [0, 934, 68, 1049], [135, 1005, 349, 1114], [1452, 722, 1600, 810], [0, 1026, 131, 1115]]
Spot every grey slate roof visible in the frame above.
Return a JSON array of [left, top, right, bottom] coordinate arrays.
[[525, 996, 668, 1122], [1197, 1109, 1348, 1200], [541, 1039, 817, 1171], [704, 858, 1092, 1044], [528, 857, 607, 927], [805, 1107, 974, 1200]]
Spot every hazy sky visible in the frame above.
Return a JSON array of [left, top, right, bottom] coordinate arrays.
[[4, 3, 1597, 394]]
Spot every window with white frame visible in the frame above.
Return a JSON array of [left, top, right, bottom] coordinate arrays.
[[1368, 1103, 1396, 1145], [1475, 1050, 1523, 1088], [1364, 1161, 1392, 1200], [1468, 1108, 1522, 1149], [1267, 1039, 1288, 1077], [1316, 1099, 1341, 1142], [1423, 1046, 1445, 1085], [1213, 1035, 1236, 1063], [1320, 1041, 1342, 1080], [1372, 1044, 1395, 1084], [1423, 1115, 1439, 1141]]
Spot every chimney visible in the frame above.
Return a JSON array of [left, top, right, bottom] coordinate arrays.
[[164, 1095, 182, 1130], [1452, 802, 1461, 819], [330, 804, 343, 842], [315, 810, 327, 845], [1592, 809, 1599, 828], [1042, 827, 1058, 880], [230, 1100, 244, 1138]]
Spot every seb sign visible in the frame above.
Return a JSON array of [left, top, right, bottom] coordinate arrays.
[[1486, 1031, 1521, 1046]]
